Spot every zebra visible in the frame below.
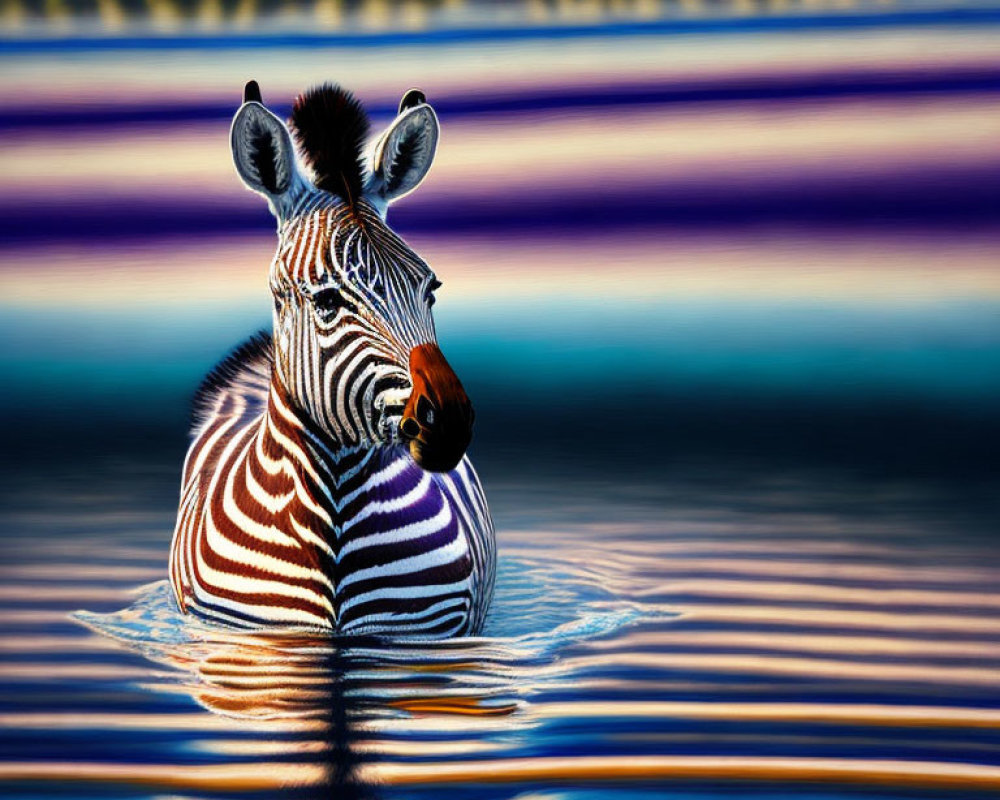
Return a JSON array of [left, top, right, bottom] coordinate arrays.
[[168, 80, 495, 639]]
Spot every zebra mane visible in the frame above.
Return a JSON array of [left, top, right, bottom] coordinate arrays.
[[290, 83, 371, 205], [191, 331, 273, 432]]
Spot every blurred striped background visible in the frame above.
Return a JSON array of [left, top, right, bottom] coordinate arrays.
[[2, 1, 999, 484], [0, 0, 995, 36]]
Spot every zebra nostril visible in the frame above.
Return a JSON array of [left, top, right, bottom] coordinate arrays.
[[400, 417, 420, 439], [415, 395, 436, 428]]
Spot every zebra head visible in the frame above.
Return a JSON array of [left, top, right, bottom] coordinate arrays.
[[229, 81, 473, 472]]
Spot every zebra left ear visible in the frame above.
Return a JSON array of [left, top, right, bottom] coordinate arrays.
[[366, 93, 439, 212], [230, 81, 308, 220]]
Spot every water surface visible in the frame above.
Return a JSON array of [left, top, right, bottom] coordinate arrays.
[[2, 458, 999, 799]]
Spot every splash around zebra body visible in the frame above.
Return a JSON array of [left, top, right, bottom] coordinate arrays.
[[168, 82, 495, 638]]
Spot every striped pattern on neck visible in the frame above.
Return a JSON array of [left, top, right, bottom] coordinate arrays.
[[169, 338, 495, 636]]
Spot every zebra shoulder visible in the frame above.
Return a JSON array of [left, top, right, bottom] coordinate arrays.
[[190, 331, 274, 435]]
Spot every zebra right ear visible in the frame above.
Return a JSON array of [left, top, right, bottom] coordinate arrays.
[[366, 90, 439, 214], [230, 81, 306, 217]]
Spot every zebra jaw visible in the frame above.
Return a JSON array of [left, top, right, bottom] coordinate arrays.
[[375, 385, 411, 443]]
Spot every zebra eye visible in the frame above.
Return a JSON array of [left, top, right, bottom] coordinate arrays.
[[312, 288, 358, 317]]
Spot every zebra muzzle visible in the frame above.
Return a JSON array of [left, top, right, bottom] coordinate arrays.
[[401, 343, 473, 473]]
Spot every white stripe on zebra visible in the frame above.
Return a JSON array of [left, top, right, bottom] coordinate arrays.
[[339, 457, 411, 507], [336, 533, 467, 591], [342, 595, 469, 626], [337, 577, 472, 617], [342, 471, 432, 530], [193, 548, 334, 620], [339, 498, 451, 559], [288, 512, 336, 562], [193, 581, 330, 628]]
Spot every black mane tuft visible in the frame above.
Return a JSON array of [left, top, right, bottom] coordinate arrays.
[[191, 331, 273, 430], [290, 83, 370, 205]]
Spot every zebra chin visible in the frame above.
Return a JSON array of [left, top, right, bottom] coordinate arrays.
[[407, 436, 470, 473]]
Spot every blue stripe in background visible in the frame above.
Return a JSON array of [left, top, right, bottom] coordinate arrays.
[[2, 7, 1000, 53], [4, 67, 1000, 131], [4, 160, 998, 242]]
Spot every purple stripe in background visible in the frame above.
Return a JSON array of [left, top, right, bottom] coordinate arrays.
[[3, 66, 1000, 133], [8, 161, 999, 246]]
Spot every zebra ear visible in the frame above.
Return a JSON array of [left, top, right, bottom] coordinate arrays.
[[230, 82, 306, 217], [366, 94, 439, 211]]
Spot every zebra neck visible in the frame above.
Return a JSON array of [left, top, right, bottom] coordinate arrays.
[[261, 377, 397, 511]]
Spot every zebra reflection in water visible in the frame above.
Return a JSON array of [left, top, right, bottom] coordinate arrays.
[[134, 625, 520, 798], [169, 81, 495, 638]]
